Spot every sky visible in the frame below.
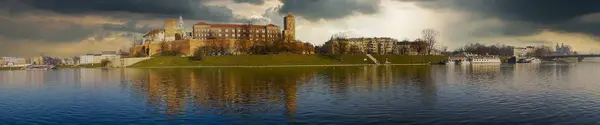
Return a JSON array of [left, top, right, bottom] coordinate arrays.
[[2, 0, 600, 57]]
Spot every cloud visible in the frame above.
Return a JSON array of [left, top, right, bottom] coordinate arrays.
[[0, 32, 134, 57], [399, 0, 600, 37], [19, 0, 235, 22], [277, 0, 381, 21], [233, 0, 266, 5], [0, 16, 97, 42], [102, 20, 153, 33]]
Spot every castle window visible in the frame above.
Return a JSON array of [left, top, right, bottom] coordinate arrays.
[[225, 29, 229, 32], [225, 34, 229, 37]]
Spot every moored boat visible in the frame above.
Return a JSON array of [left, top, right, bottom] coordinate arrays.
[[517, 57, 542, 63], [25, 65, 55, 70], [469, 56, 501, 64]]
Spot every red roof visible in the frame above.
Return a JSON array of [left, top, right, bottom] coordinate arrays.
[[195, 21, 208, 25], [194, 22, 280, 28], [144, 29, 164, 36], [286, 13, 294, 17]]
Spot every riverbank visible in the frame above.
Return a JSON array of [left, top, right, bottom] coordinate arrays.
[[0, 67, 23, 70], [129, 54, 446, 67]]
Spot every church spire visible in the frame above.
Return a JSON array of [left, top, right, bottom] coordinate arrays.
[[177, 15, 184, 30]]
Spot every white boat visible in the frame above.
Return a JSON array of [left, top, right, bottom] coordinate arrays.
[[25, 65, 55, 70], [454, 59, 471, 65], [517, 57, 541, 63], [469, 57, 501, 63]]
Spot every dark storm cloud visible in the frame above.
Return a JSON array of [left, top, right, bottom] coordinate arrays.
[[278, 0, 381, 21], [233, 0, 266, 5], [0, 17, 96, 42], [399, 0, 600, 36], [20, 0, 235, 22], [102, 21, 153, 34]]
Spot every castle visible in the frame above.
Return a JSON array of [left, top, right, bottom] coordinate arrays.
[[131, 14, 296, 56], [554, 43, 574, 55]]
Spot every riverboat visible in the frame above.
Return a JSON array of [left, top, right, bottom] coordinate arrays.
[[469, 56, 502, 63], [25, 65, 55, 70], [517, 57, 542, 63]]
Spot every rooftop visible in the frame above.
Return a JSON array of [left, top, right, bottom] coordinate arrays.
[[194, 22, 280, 28]]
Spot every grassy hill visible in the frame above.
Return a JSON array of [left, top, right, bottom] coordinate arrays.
[[129, 54, 446, 67]]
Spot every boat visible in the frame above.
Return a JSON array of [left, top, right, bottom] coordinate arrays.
[[25, 65, 55, 70], [469, 56, 501, 63], [517, 57, 541, 63], [454, 58, 471, 65]]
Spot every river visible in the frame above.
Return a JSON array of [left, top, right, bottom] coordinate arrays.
[[1, 63, 600, 124]]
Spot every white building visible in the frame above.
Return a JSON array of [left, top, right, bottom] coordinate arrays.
[[327, 37, 398, 55], [142, 29, 165, 44], [1, 57, 28, 67], [80, 54, 99, 64], [554, 43, 574, 55]]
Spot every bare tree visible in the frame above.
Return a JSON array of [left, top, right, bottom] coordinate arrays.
[[331, 32, 350, 55], [422, 29, 439, 55], [412, 39, 429, 55]]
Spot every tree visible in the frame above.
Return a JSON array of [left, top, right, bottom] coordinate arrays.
[[533, 45, 552, 57], [159, 41, 181, 56], [349, 45, 361, 54], [100, 59, 111, 67], [422, 29, 439, 55], [331, 32, 349, 55], [190, 47, 206, 61], [235, 22, 253, 55], [412, 39, 429, 55], [72, 56, 80, 64]]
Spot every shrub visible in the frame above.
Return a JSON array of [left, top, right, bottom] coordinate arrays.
[[100, 59, 111, 67], [190, 47, 206, 61]]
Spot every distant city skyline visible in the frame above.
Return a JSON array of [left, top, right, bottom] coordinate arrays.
[[2, 0, 600, 57]]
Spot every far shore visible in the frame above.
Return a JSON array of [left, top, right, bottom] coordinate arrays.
[[133, 63, 430, 68]]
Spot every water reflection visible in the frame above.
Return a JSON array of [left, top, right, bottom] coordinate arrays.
[[3, 63, 600, 124], [122, 66, 436, 120]]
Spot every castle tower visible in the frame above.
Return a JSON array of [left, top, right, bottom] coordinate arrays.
[[164, 19, 178, 41], [178, 16, 186, 39], [178, 16, 184, 30], [283, 13, 296, 42]]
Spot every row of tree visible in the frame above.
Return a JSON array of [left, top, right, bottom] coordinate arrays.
[[455, 43, 515, 56], [320, 29, 440, 55], [455, 43, 554, 57]]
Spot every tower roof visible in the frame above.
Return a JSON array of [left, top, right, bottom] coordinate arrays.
[[286, 13, 294, 17]]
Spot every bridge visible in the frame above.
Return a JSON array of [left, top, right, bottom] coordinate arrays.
[[542, 54, 600, 62]]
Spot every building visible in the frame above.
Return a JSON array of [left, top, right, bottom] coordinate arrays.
[[554, 43, 574, 55], [395, 41, 420, 55], [33, 56, 44, 65], [62, 58, 75, 65], [1, 57, 29, 67], [326, 37, 399, 55], [283, 13, 296, 42], [192, 22, 282, 41], [513, 47, 527, 57], [79, 52, 121, 65], [131, 14, 297, 56], [80, 54, 99, 64], [143, 29, 165, 43], [164, 19, 178, 41]]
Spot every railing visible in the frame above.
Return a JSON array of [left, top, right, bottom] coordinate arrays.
[[365, 54, 380, 65]]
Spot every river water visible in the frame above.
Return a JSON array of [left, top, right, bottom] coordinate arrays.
[[1, 63, 600, 124]]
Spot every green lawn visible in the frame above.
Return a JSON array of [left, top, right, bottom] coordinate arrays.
[[0, 67, 24, 70], [373, 55, 447, 64], [129, 54, 448, 67]]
